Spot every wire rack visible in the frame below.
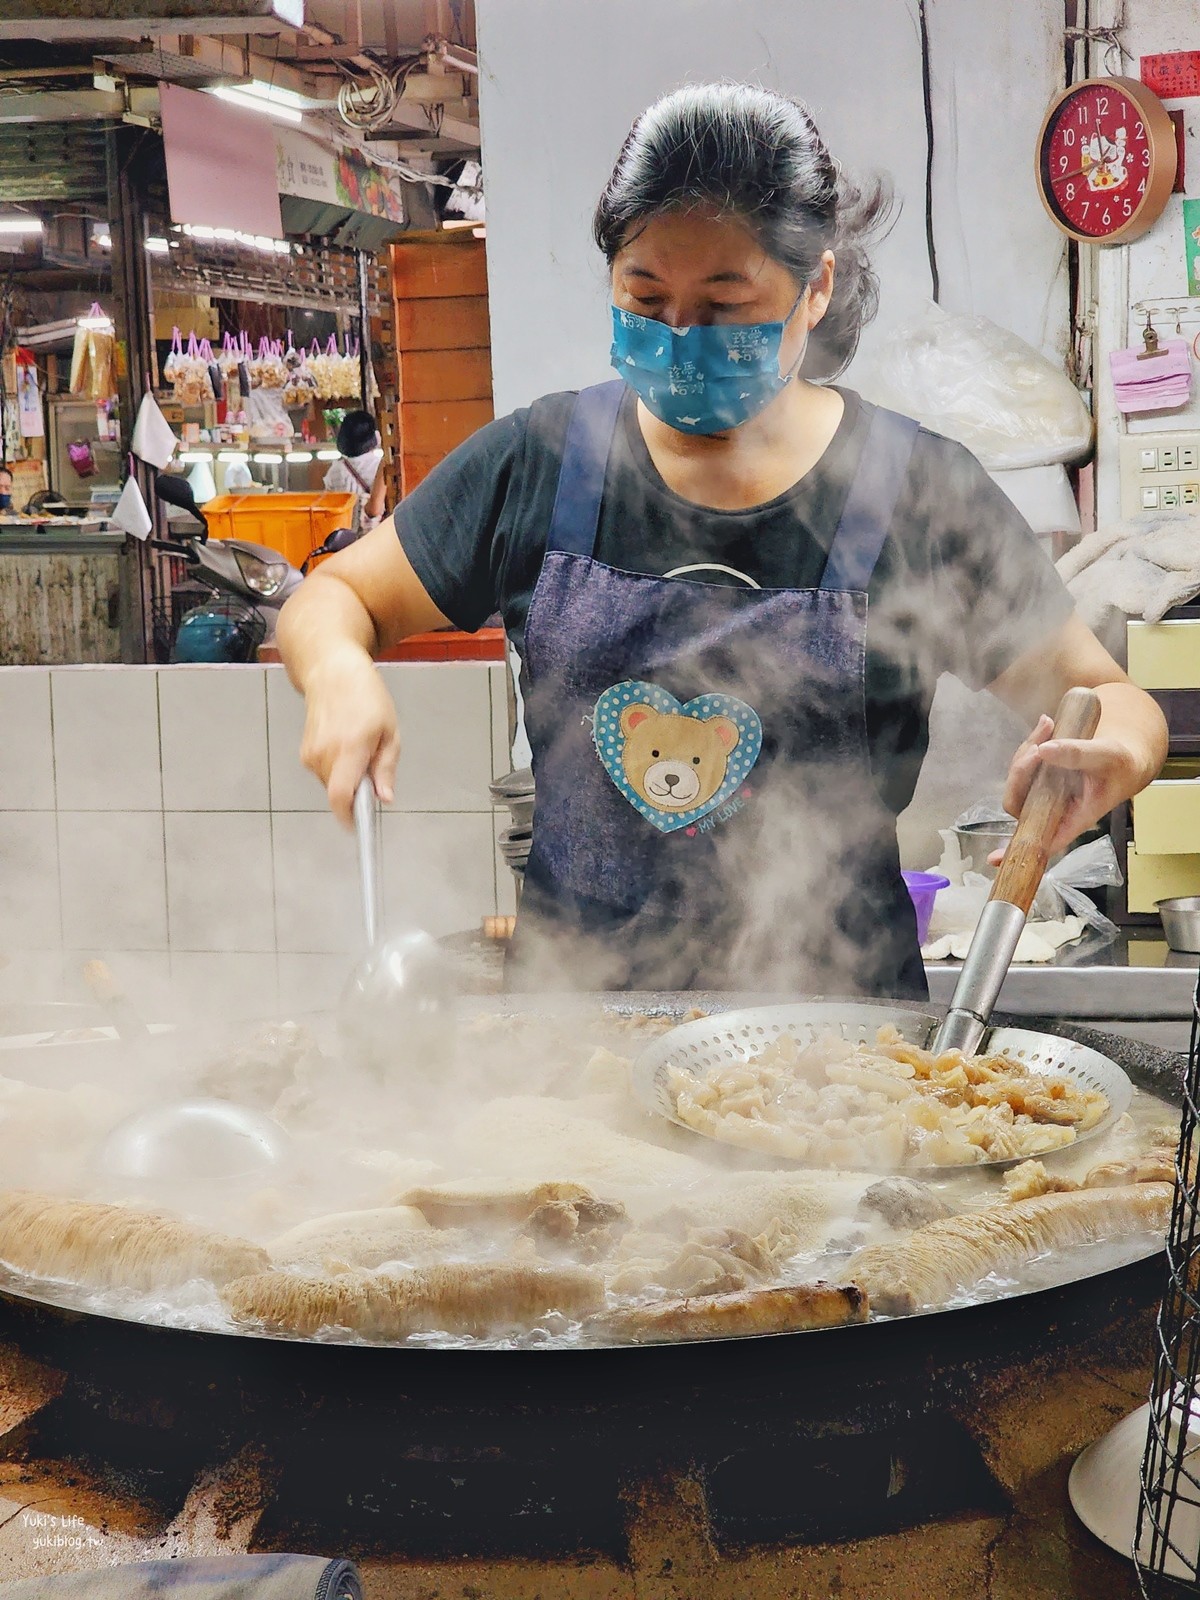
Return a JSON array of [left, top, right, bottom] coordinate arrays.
[[1137, 964, 1200, 1595]]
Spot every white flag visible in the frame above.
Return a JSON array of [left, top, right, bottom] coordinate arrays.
[[110, 475, 152, 541], [130, 392, 179, 469]]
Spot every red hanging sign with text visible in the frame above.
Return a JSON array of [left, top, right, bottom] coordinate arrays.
[[1141, 52, 1200, 99]]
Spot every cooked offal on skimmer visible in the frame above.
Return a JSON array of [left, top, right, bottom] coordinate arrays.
[[668, 1025, 1110, 1168]]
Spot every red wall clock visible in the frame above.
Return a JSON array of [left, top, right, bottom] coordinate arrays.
[[1036, 75, 1177, 244]]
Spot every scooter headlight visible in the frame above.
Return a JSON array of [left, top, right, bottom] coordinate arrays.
[[233, 549, 289, 597]]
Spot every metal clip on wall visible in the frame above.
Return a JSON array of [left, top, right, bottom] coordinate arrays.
[[1139, 310, 1162, 361]]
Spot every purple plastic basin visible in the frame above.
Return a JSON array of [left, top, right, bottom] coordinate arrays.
[[902, 870, 951, 946]]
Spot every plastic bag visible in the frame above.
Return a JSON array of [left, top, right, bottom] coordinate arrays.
[[162, 326, 183, 385], [66, 439, 96, 478], [1035, 835, 1123, 937], [855, 301, 1093, 471], [932, 797, 1122, 941], [217, 333, 242, 379], [252, 336, 287, 392], [336, 337, 361, 400], [282, 332, 318, 407], [69, 324, 116, 402], [165, 330, 214, 405]]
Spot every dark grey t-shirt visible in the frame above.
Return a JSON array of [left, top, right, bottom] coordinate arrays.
[[394, 386, 1073, 816]]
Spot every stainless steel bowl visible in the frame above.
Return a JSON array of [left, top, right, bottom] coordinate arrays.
[[1157, 897, 1200, 954], [953, 819, 1016, 876]]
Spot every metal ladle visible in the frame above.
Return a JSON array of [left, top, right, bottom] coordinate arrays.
[[338, 776, 457, 1072], [97, 1098, 292, 1192]]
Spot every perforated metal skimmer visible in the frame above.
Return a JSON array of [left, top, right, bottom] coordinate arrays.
[[631, 1001, 1133, 1172]]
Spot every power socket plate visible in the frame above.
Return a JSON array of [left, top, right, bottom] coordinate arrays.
[[1118, 431, 1200, 517]]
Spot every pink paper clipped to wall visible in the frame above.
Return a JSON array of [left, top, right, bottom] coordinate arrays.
[[159, 81, 283, 239]]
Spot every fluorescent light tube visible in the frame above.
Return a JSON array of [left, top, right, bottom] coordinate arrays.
[[207, 84, 303, 125]]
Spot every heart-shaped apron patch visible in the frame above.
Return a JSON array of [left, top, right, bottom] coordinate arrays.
[[593, 680, 763, 834]]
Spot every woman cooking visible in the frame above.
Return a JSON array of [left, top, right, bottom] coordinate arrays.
[[277, 83, 1166, 996]]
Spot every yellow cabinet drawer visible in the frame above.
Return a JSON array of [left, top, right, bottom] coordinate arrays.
[[1127, 846, 1200, 912], [1127, 620, 1200, 689], [1133, 760, 1200, 853], [1133, 781, 1200, 854]]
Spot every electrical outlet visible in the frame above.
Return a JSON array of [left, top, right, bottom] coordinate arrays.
[[1119, 431, 1200, 517]]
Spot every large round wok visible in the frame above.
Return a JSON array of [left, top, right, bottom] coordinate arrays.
[[0, 994, 1181, 1382]]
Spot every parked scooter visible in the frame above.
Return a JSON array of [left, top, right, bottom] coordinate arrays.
[[152, 474, 305, 662], [300, 523, 360, 574]]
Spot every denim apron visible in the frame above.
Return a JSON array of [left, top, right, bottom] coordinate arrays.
[[509, 381, 925, 997]]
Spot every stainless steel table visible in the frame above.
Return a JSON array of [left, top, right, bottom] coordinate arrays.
[[926, 930, 1197, 1052]]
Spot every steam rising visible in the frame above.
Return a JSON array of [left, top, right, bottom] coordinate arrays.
[[0, 380, 1123, 1341]]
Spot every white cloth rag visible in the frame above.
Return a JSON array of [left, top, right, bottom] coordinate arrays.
[[1056, 513, 1200, 636], [922, 916, 1087, 964]]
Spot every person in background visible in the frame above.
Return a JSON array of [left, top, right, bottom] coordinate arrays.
[[323, 410, 386, 534], [0, 465, 13, 511]]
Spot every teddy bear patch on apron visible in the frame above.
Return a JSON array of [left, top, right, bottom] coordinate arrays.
[[593, 680, 763, 834]]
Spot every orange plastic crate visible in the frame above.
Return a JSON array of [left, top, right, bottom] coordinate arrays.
[[202, 493, 357, 572], [258, 627, 507, 664]]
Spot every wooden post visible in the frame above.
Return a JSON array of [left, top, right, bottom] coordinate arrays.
[[105, 125, 156, 664]]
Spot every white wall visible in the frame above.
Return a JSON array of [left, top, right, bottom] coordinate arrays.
[[476, 0, 1069, 415], [475, 0, 1072, 869]]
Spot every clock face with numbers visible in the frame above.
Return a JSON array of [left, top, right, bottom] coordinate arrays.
[[1036, 75, 1177, 244]]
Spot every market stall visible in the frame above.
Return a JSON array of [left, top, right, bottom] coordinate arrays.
[[0, 75, 426, 664]]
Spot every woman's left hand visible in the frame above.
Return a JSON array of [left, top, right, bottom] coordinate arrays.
[[995, 712, 1140, 861], [986, 615, 1168, 865]]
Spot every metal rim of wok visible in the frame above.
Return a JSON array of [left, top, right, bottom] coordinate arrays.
[[0, 1247, 1169, 1421], [631, 1001, 1135, 1172], [0, 995, 1181, 1357]]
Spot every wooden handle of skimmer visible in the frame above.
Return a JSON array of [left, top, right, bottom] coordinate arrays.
[[990, 687, 1103, 915]]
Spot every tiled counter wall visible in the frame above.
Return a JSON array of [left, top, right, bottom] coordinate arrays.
[[0, 663, 514, 1019]]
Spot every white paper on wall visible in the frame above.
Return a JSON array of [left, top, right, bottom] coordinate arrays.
[[16, 363, 43, 438]]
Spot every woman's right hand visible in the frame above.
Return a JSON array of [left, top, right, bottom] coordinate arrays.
[[277, 523, 453, 825], [299, 646, 401, 825]]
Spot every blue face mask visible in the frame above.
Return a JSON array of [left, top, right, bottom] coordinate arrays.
[[0, 494, 10, 511], [610, 295, 805, 435]]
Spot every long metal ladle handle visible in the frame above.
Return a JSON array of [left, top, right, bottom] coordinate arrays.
[[932, 686, 1103, 1056], [353, 775, 380, 949]]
